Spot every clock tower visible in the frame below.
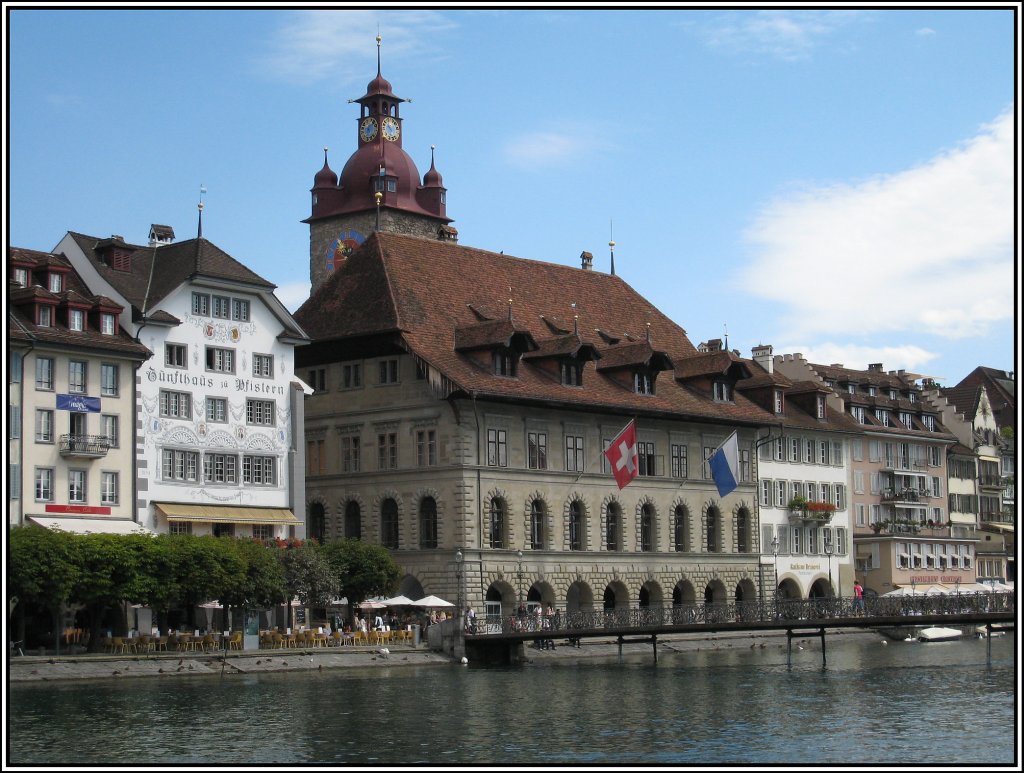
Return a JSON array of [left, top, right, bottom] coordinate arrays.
[[305, 36, 455, 292]]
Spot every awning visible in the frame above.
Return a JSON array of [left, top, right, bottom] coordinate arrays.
[[980, 522, 1015, 532], [29, 516, 153, 535], [154, 503, 300, 525]]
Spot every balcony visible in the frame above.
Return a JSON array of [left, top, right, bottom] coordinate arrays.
[[979, 474, 1008, 490], [880, 487, 928, 503], [58, 434, 111, 458], [880, 457, 928, 474], [787, 498, 835, 525]]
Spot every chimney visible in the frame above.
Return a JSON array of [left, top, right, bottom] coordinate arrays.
[[752, 344, 773, 373], [148, 224, 175, 248], [580, 251, 593, 270], [868, 363, 884, 372]]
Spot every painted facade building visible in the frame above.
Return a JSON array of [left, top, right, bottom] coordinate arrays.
[[8, 248, 151, 534], [54, 226, 310, 538]]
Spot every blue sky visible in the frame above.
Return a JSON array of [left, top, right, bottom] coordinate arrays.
[[6, 5, 1018, 387]]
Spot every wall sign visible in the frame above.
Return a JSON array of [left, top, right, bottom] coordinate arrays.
[[57, 394, 101, 412]]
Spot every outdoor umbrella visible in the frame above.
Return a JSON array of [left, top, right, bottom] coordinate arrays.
[[413, 595, 454, 608], [382, 595, 416, 607]]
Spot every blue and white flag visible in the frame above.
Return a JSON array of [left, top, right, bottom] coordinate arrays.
[[708, 430, 739, 497]]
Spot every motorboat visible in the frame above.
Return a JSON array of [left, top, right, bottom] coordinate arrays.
[[917, 626, 962, 643]]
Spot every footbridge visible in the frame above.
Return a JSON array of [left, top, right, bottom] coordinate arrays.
[[462, 593, 1015, 666]]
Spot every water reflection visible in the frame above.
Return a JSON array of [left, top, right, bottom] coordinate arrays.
[[8, 635, 1015, 766]]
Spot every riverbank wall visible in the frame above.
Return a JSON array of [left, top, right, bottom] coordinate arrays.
[[7, 628, 887, 683]]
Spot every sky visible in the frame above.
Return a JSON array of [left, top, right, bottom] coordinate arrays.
[[5, 4, 1019, 388]]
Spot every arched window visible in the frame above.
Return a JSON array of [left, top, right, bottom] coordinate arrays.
[[530, 500, 545, 550], [344, 500, 361, 540], [673, 504, 688, 552], [308, 503, 326, 543], [381, 498, 399, 549], [640, 504, 654, 552], [736, 507, 749, 553], [706, 507, 719, 553], [419, 497, 438, 549], [569, 501, 584, 551], [605, 503, 620, 551], [489, 498, 506, 549]]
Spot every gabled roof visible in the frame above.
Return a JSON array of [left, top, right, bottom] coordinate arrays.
[[65, 231, 275, 316], [294, 232, 775, 425]]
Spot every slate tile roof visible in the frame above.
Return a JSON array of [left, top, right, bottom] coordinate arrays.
[[294, 232, 777, 425]]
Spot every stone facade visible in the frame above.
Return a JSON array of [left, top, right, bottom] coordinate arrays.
[[303, 351, 764, 619], [309, 209, 446, 292]]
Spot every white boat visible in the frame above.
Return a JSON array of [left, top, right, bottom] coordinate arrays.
[[917, 626, 962, 642]]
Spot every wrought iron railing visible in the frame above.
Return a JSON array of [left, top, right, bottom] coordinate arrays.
[[468, 593, 1015, 636], [58, 434, 111, 457]]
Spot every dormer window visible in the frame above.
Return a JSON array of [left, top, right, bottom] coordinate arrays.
[[846, 383, 855, 394], [69, 309, 85, 332], [493, 348, 516, 377], [874, 408, 890, 427], [37, 305, 52, 328], [713, 381, 733, 402], [851, 405, 866, 424], [867, 386, 876, 396], [908, 392, 917, 403], [816, 395, 826, 419], [899, 411, 913, 428], [634, 371, 654, 395], [922, 415, 936, 431], [48, 273, 62, 293], [889, 389, 898, 399], [13, 268, 28, 287], [100, 313, 116, 335], [774, 389, 785, 414], [561, 361, 582, 387]]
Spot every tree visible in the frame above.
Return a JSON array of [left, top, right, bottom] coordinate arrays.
[[218, 539, 287, 625], [8, 526, 80, 653], [320, 539, 400, 610], [70, 533, 155, 651], [279, 542, 340, 629]]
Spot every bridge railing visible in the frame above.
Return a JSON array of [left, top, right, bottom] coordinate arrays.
[[471, 592, 1014, 637]]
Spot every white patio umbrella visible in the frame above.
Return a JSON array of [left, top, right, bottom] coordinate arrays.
[[412, 594, 455, 608], [382, 595, 416, 607]]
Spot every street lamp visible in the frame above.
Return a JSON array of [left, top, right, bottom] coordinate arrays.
[[516, 549, 524, 606], [770, 535, 780, 593], [823, 539, 835, 597]]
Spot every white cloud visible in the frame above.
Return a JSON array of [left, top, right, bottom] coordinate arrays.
[[915, 27, 937, 37], [274, 281, 311, 313], [501, 128, 612, 171], [774, 341, 940, 375], [741, 109, 1013, 343], [260, 10, 456, 83], [699, 10, 866, 61]]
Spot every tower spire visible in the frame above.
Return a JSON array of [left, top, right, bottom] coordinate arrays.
[[197, 184, 206, 239], [609, 219, 616, 276]]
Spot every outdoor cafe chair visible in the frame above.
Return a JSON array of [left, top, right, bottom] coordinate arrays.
[[155, 636, 169, 652], [228, 632, 243, 650], [200, 634, 216, 653]]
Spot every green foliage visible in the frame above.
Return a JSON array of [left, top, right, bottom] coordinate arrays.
[[71, 533, 155, 610], [220, 538, 287, 610], [279, 543, 340, 609], [8, 526, 79, 612], [320, 539, 400, 604]]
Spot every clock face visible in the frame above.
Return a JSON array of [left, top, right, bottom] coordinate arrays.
[[360, 117, 378, 143], [326, 229, 367, 272], [381, 116, 400, 142]]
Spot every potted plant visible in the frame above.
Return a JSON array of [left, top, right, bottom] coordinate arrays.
[[787, 495, 808, 513]]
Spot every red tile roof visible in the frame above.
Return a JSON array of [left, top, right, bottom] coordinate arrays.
[[294, 232, 776, 425]]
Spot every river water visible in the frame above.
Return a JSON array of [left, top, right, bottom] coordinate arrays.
[[7, 633, 1016, 767]]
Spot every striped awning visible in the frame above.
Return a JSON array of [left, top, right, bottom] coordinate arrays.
[[154, 503, 300, 525]]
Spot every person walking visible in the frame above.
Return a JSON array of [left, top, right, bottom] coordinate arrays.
[[853, 580, 865, 615]]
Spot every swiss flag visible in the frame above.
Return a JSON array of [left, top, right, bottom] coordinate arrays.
[[604, 420, 639, 490]]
